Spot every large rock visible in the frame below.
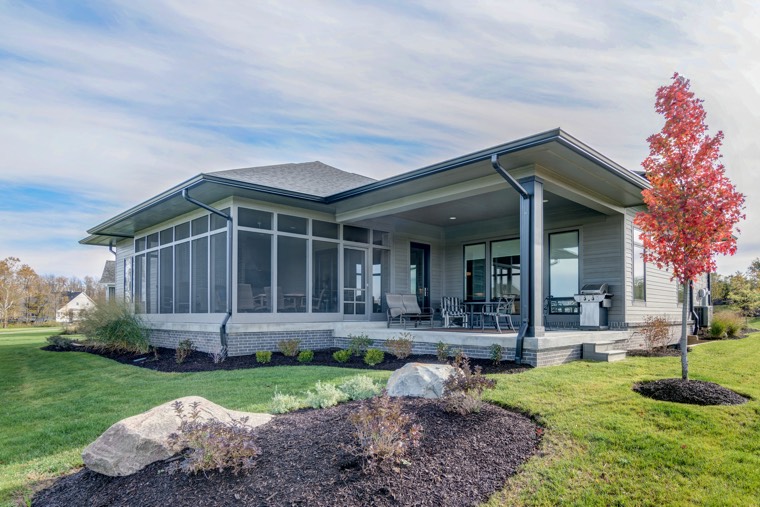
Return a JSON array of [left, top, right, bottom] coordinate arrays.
[[386, 362, 456, 399], [82, 396, 273, 476]]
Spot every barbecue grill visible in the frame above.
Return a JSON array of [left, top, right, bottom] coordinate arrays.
[[573, 283, 613, 330]]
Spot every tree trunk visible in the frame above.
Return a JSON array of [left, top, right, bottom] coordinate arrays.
[[681, 280, 689, 380]]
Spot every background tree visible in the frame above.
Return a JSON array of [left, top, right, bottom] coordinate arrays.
[[634, 73, 745, 380], [0, 257, 26, 327]]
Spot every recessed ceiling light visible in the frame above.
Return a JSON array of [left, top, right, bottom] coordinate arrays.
[[543, 199, 549, 203], [449, 216, 457, 220]]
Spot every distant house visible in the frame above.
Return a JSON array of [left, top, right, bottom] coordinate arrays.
[[80, 129, 710, 366], [100, 260, 116, 302], [55, 292, 96, 323]]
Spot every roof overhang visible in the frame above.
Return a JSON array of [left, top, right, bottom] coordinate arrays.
[[81, 128, 649, 246]]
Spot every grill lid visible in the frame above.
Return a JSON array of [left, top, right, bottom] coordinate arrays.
[[579, 283, 609, 295]]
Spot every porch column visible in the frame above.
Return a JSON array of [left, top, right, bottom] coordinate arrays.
[[519, 176, 545, 338]]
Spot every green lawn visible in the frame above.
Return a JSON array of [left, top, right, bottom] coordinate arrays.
[[2, 328, 759, 506]]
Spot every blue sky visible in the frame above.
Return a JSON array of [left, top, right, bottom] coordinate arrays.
[[1, 0, 758, 279]]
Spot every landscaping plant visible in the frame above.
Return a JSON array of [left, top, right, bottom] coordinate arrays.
[[167, 400, 260, 475], [348, 334, 373, 357], [45, 334, 75, 350], [436, 341, 450, 361], [78, 301, 149, 353], [339, 374, 383, 400], [269, 392, 306, 414], [208, 344, 226, 364], [277, 339, 301, 357], [349, 392, 423, 472], [442, 353, 496, 415], [711, 310, 744, 338], [363, 348, 385, 366], [634, 73, 745, 379], [385, 332, 413, 359], [332, 349, 352, 363], [175, 339, 195, 364], [639, 315, 671, 351], [305, 381, 348, 408], [489, 343, 504, 365], [297, 349, 314, 363], [255, 350, 272, 363]]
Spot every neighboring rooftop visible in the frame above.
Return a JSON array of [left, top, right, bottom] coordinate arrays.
[[100, 260, 115, 285], [208, 161, 376, 198]]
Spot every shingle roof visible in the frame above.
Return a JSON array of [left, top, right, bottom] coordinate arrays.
[[208, 161, 376, 198], [100, 260, 116, 285]]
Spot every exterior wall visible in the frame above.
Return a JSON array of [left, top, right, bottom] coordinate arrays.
[[579, 214, 624, 325], [114, 239, 134, 302], [624, 207, 686, 325], [149, 328, 334, 356]]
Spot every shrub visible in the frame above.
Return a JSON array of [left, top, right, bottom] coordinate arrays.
[[436, 341, 450, 362], [349, 393, 423, 471], [79, 301, 149, 353], [348, 334, 373, 356], [386, 332, 413, 359], [208, 344, 226, 364], [638, 315, 671, 351], [333, 349, 352, 363], [710, 319, 727, 338], [46, 334, 75, 350], [167, 400, 260, 475], [489, 343, 504, 365], [443, 353, 497, 415], [297, 350, 314, 363], [305, 381, 348, 408], [255, 350, 272, 364], [713, 310, 744, 338], [269, 392, 306, 414], [175, 339, 195, 364], [277, 339, 301, 357], [340, 374, 383, 400], [364, 348, 385, 366]]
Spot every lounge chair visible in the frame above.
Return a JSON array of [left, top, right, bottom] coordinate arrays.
[[386, 293, 434, 328]]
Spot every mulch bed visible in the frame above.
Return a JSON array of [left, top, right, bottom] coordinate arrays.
[[627, 347, 686, 358], [32, 398, 540, 507], [41, 345, 530, 375], [633, 378, 749, 406]]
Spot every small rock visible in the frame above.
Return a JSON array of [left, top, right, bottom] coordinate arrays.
[[386, 363, 456, 399], [82, 396, 272, 476]]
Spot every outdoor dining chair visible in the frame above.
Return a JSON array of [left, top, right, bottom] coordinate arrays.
[[481, 295, 516, 332]]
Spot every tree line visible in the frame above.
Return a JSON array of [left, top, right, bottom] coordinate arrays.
[[0, 256, 106, 328], [711, 258, 760, 317]]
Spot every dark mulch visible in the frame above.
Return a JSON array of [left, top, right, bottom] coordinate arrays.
[[627, 347, 686, 358], [633, 378, 749, 406], [33, 398, 540, 507], [41, 345, 530, 375]]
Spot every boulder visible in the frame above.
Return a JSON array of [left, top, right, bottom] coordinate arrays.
[[82, 396, 273, 476], [386, 362, 456, 399]]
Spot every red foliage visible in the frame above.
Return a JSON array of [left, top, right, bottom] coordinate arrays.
[[634, 73, 745, 284]]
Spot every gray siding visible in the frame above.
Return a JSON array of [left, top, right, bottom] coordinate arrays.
[[580, 215, 624, 324], [114, 239, 133, 302], [624, 207, 684, 324]]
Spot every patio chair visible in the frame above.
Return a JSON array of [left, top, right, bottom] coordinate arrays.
[[481, 295, 516, 332], [441, 296, 468, 328], [386, 293, 405, 328], [401, 294, 434, 328]]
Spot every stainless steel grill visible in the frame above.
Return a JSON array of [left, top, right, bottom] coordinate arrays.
[[573, 283, 613, 330]]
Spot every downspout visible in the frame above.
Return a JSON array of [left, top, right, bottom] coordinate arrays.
[[491, 154, 530, 364], [182, 188, 232, 354], [108, 240, 117, 257]]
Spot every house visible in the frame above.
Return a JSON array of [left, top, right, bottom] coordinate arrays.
[[55, 291, 96, 323], [100, 260, 116, 302], [81, 129, 709, 366]]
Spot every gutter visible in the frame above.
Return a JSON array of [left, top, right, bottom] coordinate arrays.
[[491, 154, 529, 364], [182, 187, 233, 355]]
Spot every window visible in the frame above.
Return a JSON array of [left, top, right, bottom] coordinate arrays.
[[277, 214, 308, 235], [159, 246, 173, 313], [549, 231, 579, 298], [373, 248, 390, 313], [237, 231, 272, 312], [464, 244, 486, 301], [343, 225, 369, 243], [677, 283, 685, 304], [277, 236, 307, 313], [238, 208, 272, 230], [174, 242, 190, 313], [210, 232, 227, 313], [491, 239, 520, 300], [312, 241, 338, 312], [313, 220, 339, 239], [633, 227, 646, 301], [192, 237, 208, 313]]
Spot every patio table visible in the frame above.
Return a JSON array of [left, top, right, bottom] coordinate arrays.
[[463, 301, 487, 329]]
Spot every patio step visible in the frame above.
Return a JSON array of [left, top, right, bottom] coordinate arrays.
[[583, 342, 627, 362]]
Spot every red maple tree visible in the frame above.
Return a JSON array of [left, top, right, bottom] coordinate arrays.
[[634, 73, 745, 379]]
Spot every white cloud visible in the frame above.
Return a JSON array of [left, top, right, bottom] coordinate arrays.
[[0, 0, 757, 278]]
